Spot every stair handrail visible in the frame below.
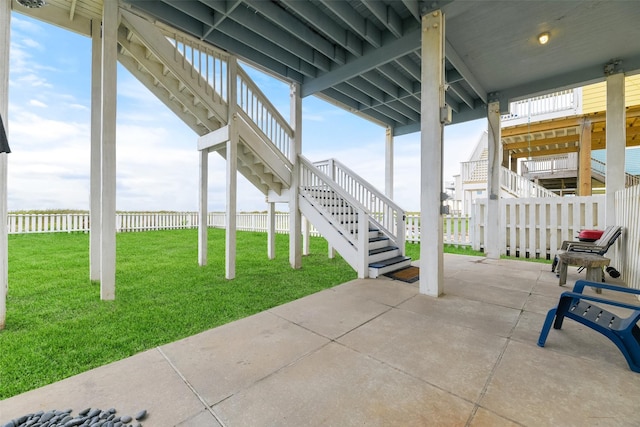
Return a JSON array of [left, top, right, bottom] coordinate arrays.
[[591, 157, 640, 188], [159, 19, 294, 163], [591, 157, 606, 177], [461, 159, 488, 182], [166, 32, 230, 104], [300, 157, 365, 247], [236, 66, 294, 162], [312, 158, 405, 251], [500, 167, 558, 198]]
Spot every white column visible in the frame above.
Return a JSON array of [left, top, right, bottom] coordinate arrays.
[[90, 19, 102, 281], [385, 127, 394, 198], [605, 71, 625, 226], [289, 83, 302, 269], [486, 100, 502, 259], [419, 10, 445, 297], [226, 59, 238, 280], [302, 215, 310, 256], [0, 0, 10, 329], [326, 158, 335, 259], [267, 202, 275, 259], [100, 1, 118, 300], [198, 149, 208, 265]]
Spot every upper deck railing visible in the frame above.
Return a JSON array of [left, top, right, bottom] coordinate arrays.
[[501, 89, 581, 125]]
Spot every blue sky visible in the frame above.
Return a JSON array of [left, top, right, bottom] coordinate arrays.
[[6, 12, 486, 212]]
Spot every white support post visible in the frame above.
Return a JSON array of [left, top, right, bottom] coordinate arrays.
[[302, 215, 310, 256], [226, 58, 238, 280], [100, 0, 118, 300], [486, 100, 502, 259], [385, 127, 394, 198], [605, 71, 625, 226], [0, 0, 10, 330], [198, 149, 208, 266], [90, 19, 102, 281], [419, 10, 445, 297], [357, 207, 369, 279], [267, 202, 275, 259], [327, 159, 335, 259], [289, 83, 302, 269]]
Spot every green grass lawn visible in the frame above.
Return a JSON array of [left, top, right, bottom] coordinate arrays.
[[0, 229, 483, 399], [1, 229, 359, 399]]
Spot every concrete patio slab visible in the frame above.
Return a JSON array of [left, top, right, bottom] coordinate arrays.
[[158, 310, 329, 406], [268, 286, 392, 339], [0, 348, 208, 425], [338, 307, 507, 402], [398, 293, 521, 337], [213, 342, 474, 426], [2, 254, 639, 427], [442, 277, 530, 310], [480, 340, 640, 426], [330, 277, 417, 307], [468, 407, 521, 427]]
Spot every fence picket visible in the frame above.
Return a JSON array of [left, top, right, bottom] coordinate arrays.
[[7, 190, 637, 279]]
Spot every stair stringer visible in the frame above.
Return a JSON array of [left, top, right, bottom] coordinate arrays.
[[298, 195, 359, 270], [119, 10, 228, 131], [118, 9, 293, 197]]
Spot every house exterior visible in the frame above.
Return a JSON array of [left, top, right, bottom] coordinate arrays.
[[451, 76, 640, 215]]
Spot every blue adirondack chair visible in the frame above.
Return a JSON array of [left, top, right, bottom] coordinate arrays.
[[538, 280, 640, 373]]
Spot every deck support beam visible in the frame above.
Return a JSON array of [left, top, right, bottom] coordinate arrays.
[[419, 10, 445, 297], [605, 70, 626, 226], [226, 58, 238, 280], [302, 216, 310, 256], [486, 100, 502, 259], [578, 119, 592, 196], [90, 19, 102, 281], [289, 83, 302, 269], [198, 149, 208, 266], [267, 202, 276, 259], [0, 0, 10, 329], [385, 127, 394, 198], [100, 0, 118, 300]]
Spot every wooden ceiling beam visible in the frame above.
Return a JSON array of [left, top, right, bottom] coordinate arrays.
[[505, 125, 640, 155], [503, 133, 580, 151], [510, 145, 579, 159], [501, 105, 640, 138]]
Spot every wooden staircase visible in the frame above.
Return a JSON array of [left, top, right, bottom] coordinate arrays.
[[300, 158, 409, 278], [117, 10, 291, 196], [116, 9, 409, 279]]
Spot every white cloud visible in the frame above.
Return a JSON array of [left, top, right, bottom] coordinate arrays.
[[11, 17, 44, 34], [28, 99, 47, 108], [5, 13, 487, 215], [21, 38, 42, 50]]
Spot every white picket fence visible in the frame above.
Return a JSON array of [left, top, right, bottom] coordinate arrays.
[[471, 196, 606, 260], [6, 211, 472, 244], [616, 185, 640, 290], [8, 189, 639, 288]]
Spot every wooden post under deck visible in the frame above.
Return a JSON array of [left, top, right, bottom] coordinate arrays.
[[578, 119, 592, 196]]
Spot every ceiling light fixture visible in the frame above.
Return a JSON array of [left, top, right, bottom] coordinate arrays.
[[16, 0, 46, 8], [538, 32, 550, 45]]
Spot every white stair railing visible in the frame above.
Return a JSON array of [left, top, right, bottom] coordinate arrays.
[[300, 157, 368, 274], [236, 67, 293, 162], [165, 28, 293, 162], [462, 159, 557, 198], [313, 158, 406, 252], [591, 158, 640, 188], [501, 167, 558, 198], [168, 32, 229, 104]]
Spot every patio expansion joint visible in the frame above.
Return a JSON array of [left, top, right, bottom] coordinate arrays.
[[156, 346, 228, 427], [463, 305, 527, 427]]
